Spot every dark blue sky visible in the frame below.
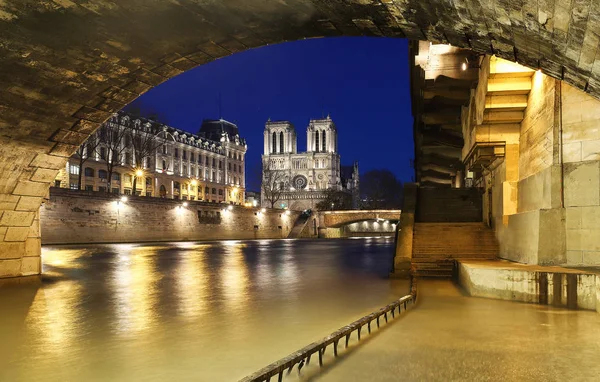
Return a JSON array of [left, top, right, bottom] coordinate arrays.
[[125, 37, 414, 191]]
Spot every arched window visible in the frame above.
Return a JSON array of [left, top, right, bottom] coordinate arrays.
[[272, 132, 276, 154], [98, 169, 107, 179], [162, 160, 167, 170], [279, 131, 284, 153], [315, 130, 320, 153], [84, 167, 94, 177], [112, 173, 121, 181], [322, 130, 326, 152]]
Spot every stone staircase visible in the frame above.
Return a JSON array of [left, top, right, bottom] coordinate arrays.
[[287, 214, 310, 238], [416, 187, 483, 222], [411, 222, 498, 278]]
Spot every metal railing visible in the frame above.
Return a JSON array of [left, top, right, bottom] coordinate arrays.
[[240, 282, 418, 382]]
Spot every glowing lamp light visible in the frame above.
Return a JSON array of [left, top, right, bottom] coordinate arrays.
[[285, 210, 291, 215], [191, 179, 198, 186], [228, 205, 233, 211], [135, 169, 144, 177], [182, 202, 189, 207], [252, 200, 258, 207], [461, 62, 467, 71], [120, 196, 128, 203], [261, 208, 266, 213]]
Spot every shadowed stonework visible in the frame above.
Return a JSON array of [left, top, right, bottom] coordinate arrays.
[[2, 0, 600, 276]]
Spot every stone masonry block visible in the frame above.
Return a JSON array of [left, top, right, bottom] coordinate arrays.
[[566, 207, 582, 230], [0, 227, 6, 239], [563, 141, 582, 163], [566, 229, 581, 251], [0, 211, 36, 227], [4, 227, 30, 242], [15, 196, 43, 212], [0, 242, 25, 260], [30, 153, 68, 170], [0, 194, 19, 211], [21, 256, 41, 276], [0, 259, 22, 278], [580, 205, 600, 229], [582, 139, 600, 161], [567, 250, 584, 265], [12, 181, 49, 197], [564, 161, 600, 207], [30, 168, 60, 183], [25, 238, 41, 257], [583, 251, 600, 266]]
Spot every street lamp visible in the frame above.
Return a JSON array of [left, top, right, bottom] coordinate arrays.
[[331, 202, 334, 211]]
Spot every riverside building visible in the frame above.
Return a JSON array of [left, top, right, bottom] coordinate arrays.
[[55, 111, 247, 204]]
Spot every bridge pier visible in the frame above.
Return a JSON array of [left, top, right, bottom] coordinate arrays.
[[0, 138, 69, 278], [391, 184, 416, 278]]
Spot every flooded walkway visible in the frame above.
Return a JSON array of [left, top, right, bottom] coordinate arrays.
[[316, 280, 600, 381]]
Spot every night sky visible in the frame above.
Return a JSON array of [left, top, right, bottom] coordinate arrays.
[[125, 37, 414, 191]]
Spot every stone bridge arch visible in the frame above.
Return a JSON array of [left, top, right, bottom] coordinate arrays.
[[1, 0, 599, 277], [321, 210, 401, 228]]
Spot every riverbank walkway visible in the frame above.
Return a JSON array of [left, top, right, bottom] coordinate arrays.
[[315, 280, 600, 381]]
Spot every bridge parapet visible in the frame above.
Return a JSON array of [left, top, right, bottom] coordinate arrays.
[[321, 210, 401, 228]]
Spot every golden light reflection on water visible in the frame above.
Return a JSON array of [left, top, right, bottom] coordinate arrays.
[[25, 280, 83, 355], [175, 244, 209, 320], [220, 241, 249, 310], [112, 245, 160, 335]]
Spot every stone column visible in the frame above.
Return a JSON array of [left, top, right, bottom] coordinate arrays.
[[391, 183, 417, 278]]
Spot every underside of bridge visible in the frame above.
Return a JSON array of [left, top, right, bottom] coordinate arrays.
[[2, 0, 600, 277]]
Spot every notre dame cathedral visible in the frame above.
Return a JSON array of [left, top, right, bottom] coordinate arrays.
[[261, 116, 359, 210]]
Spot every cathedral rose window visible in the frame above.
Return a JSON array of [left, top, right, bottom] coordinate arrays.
[[293, 175, 308, 190]]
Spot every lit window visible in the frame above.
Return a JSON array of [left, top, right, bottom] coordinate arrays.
[[69, 164, 80, 175], [69, 183, 78, 190]]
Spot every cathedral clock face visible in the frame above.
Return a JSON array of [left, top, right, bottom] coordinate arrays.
[[293, 175, 308, 190], [317, 174, 324, 180]]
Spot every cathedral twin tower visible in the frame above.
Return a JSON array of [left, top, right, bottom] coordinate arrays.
[[263, 115, 338, 156]]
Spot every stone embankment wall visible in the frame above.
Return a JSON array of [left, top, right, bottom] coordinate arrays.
[[41, 189, 300, 244]]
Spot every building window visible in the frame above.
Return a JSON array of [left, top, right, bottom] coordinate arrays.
[[205, 156, 209, 165], [162, 145, 167, 154], [315, 131, 320, 153], [98, 170, 107, 179], [234, 176, 238, 185], [198, 155, 202, 164], [182, 196, 187, 201], [124, 189, 131, 195], [272, 132, 276, 154], [190, 153, 194, 162], [183, 150, 187, 160], [54, 180, 61, 187], [146, 177, 152, 186], [183, 167, 188, 176], [69, 183, 78, 190], [322, 130, 326, 151], [69, 164, 80, 175], [84, 167, 94, 177], [233, 164, 237, 172], [123, 174, 132, 183], [146, 191, 152, 197], [85, 185, 93, 191], [162, 160, 167, 171], [228, 162, 231, 171], [279, 131, 284, 153], [112, 188, 119, 194], [174, 148, 179, 158], [218, 189, 223, 196], [204, 187, 209, 195], [211, 188, 216, 195], [212, 171, 216, 181], [219, 161, 222, 170], [174, 182, 180, 190], [125, 152, 132, 165], [112, 173, 121, 182], [212, 158, 216, 167]]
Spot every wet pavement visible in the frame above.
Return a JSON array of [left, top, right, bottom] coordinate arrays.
[[314, 280, 600, 381]]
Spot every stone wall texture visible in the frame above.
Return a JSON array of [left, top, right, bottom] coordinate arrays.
[[40, 189, 299, 245]]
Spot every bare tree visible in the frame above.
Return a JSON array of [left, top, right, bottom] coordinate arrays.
[[73, 133, 101, 190], [100, 122, 129, 193], [128, 122, 166, 193], [261, 160, 286, 208]]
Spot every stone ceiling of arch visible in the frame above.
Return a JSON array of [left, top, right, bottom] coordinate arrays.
[[0, 0, 599, 148]]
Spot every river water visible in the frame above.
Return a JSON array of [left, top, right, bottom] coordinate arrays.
[[0, 238, 406, 381]]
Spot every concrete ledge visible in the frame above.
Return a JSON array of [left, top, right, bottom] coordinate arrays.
[[458, 260, 598, 312]]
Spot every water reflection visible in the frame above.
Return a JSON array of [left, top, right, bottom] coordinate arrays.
[[0, 238, 399, 381]]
